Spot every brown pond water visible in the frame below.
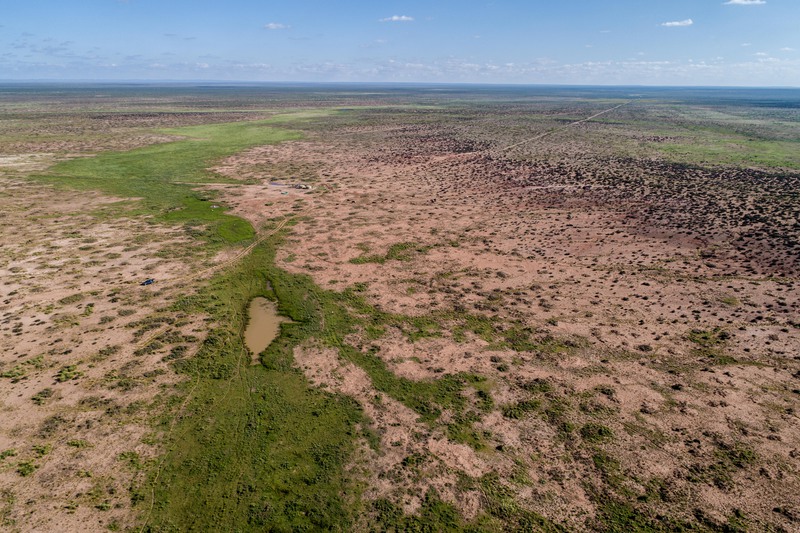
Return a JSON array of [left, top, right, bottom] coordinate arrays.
[[244, 297, 288, 363]]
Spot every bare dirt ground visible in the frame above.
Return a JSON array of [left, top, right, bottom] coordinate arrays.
[[215, 119, 799, 530], [2, 87, 798, 531], [0, 177, 213, 532]]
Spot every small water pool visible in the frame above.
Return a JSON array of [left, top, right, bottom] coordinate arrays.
[[244, 297, 288, 363]]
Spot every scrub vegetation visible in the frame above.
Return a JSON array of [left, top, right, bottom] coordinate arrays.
[[0, 84, 797, 532], [39, 118, 304, 246]]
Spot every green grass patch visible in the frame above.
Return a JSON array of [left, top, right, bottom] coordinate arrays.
[[340, 345, 483, 424], [446, 411, 490, 451], [370, 490, 469, 532], [592, 452, 625, 491], [145, 240, 367, 531], [349, 241, 431, 265], [146, 232, 505, 529], [656, 137, 800, 170], [0, 449, 18, 460], [687, 327, 736, 364], [501, 399, 541, 420], [32, 444, 51, 457], [580, 423, 614, 444], [16, 461, 37, 477], [687, 328, 730, 348], [478, 472, 567, 532], [36, 119, 304, 246], [54, 365, 82, 382], [593, 496, 670, 532], [0, 365, 27, 382], [686, 440, 757, 491], [58, 293, 85, 305]]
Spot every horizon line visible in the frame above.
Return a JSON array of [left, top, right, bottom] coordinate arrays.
[[1, 79, 799, 90]]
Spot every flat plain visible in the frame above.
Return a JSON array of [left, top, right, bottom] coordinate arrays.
[[0, 83, 798, 532]]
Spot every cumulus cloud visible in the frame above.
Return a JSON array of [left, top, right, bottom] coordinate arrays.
[[661, 19, 693, 27], [264, 22, 288, 30], [379, 15, 414, 22], [724, 0, 766, 5]]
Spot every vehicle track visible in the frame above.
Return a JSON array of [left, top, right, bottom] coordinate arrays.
[[492, 100, 632, 154], [137, 187, 327, 530]]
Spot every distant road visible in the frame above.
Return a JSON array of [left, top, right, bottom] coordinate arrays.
[[493, 100, 633, 154]]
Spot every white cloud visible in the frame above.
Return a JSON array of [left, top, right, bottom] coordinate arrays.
[[754, 52, 769, 56], [780, 47, 795, 52], [379, 15, 414, 22], [661, 19, 693, 27], [4, 52, 800, 86], [264, 22, 288, 30], [723, 0, 766, 5]]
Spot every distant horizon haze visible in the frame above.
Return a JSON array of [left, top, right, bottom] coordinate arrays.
[[2, 0, 799, 86]]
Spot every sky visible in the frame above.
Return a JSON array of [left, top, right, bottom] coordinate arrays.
[[1, 0, 799, 86]]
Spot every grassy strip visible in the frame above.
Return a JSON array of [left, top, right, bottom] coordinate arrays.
[[145, 237, 367, 532], [144, 232, 526, 531], [349, 241, 431, 265], [36, 118, 304, 246], [268, 265, 494, 445], [657, 137, 800, 170], [31, 116, 569, 530]]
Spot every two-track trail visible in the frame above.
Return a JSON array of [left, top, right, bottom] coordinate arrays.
[[132, 213, 295, 350], [138, 185, 328, 531], [171, 211, 295, 286], [492, 100, 632, 154]]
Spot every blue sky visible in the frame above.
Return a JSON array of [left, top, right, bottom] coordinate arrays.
[[1, 0, 798, 85]]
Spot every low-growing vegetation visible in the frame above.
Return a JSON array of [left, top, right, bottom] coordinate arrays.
[[2, 84, 797, 532]]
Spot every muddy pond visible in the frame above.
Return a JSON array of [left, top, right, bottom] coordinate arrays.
[[244, 297, 289, 363]]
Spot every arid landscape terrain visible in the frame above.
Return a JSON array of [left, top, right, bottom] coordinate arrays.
[[1, 84, 798, 532]]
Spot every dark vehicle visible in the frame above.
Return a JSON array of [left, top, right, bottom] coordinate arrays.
[[140, 278, 155, 286]]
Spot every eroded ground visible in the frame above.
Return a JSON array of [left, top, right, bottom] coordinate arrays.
[[0, 91, 241, 531], [0, 180, 222, 531], [1, 85, 798, 532], [215, 103, 799, 530]]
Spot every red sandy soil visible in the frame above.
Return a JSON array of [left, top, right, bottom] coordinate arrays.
[[214, 126, 799, 529], [0, 178, 213, 532]]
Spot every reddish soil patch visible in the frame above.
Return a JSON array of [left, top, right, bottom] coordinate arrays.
[[0, 179, 211, 532], [217, 122, 799, 529]]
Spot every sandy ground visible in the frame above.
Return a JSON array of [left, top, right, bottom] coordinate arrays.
[[0, 178, 214, 532], [1, 95, 797, 530], [215, 129, 799, 529]]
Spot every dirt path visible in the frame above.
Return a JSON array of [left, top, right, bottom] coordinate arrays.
[[136, 196, 323, 531], [494, 100, 632, 153], [215, 133, 799, 529]]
